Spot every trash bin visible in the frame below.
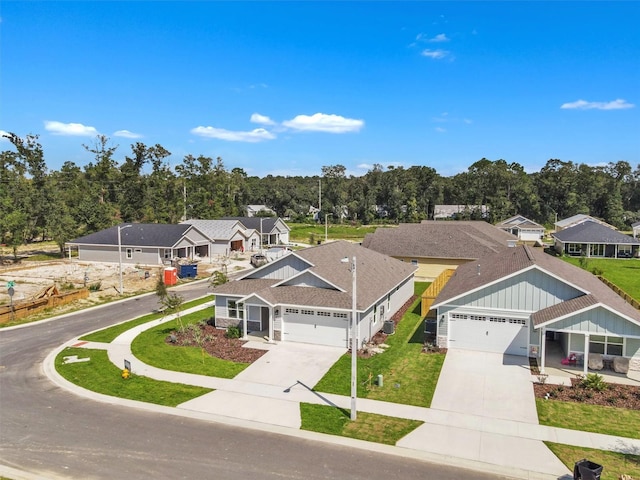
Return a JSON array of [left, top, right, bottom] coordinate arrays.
[[573, 459, 603, 480]]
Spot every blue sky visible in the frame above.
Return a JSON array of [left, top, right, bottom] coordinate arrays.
[[1, 1, 638, 177]]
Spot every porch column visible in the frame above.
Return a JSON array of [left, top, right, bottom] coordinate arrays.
[[269, 308, 274, 343], [583, 334, 589, 375], [242, 305, 248, 340], [540, 327, 546, 374]]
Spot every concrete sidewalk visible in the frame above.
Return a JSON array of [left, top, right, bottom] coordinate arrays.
[[54, 306, 640, 480]]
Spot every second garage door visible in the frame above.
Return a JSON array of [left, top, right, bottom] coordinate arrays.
[[448, 313, 529, 356], [283, 309, 348, 348]]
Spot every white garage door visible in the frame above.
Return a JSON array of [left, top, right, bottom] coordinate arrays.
[[283, 310, 348, 348], [449, 313, 529, 356]]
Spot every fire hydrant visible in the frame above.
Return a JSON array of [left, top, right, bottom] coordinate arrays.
[[121, 368, 130, 379]]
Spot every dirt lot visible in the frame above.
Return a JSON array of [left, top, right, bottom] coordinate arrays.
[[0, 246, 253, 310]]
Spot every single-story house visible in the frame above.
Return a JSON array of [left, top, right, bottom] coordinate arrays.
[[67, 223, 210, 265], [495, 215, 545, 243], [180, 219, 261, 255], [210, 240, 416, 348], [554, 214, 615, 232], [552, 221, 640, 258], [246, 204, 276, 217], [632, 221, 640, 239], [431, 245, 640, 373], [433, 204, 488, 220], [223, 217, 291, 246], [362, 221, 516, 281]]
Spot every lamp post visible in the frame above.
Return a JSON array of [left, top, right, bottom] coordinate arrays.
[[117, 224, 132, 295], [325, 213, 333, 243], [342, 255, 357, 420]]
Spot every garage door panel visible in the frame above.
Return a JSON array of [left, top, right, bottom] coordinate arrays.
[[449, 315, 528, 356], [283, 313, 348, 348]]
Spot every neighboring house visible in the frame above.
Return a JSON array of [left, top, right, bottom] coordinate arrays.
[[246, 204, 276, 217], [180, 219, 261, 255], [554, 214, 615, 232], [431, 245, 640, 372], [495, 215, 545, 243], [362, 221, 515, 281], [308, 206, 321, 222], [223, 217, 291, 246], [67, 223, 210, 265], [210, 241, 416, 348], [552, 221, 640, 258], [433, 205, 488, 220], [633, 221, 640, 239]]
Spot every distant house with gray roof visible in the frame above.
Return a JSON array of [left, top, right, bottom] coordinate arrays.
[[633, 221, 640, 239], [180, 219, 261, 255], [554, 214, 615, 232], [552, 221, 640, 258], [246, 204, 276, 217], [433, 204, 488, 220], [210, 240, 416, 348], [495, 215, 545, 243], [362, 221, 515, 281], [222, 217, 290, 246], [431, 245, 640, 373]]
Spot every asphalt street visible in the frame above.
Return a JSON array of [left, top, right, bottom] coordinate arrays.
[[0, 281, 508, 480]]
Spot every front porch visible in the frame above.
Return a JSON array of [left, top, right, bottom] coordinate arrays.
[[535, 337, 640, 386]]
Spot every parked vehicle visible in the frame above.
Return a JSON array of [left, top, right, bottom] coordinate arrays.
[[250, 253, 268, 267]]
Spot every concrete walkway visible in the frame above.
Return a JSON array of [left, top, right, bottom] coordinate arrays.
[[52, 304, 640, 480]]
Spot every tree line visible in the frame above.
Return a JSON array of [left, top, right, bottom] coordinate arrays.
[[1, 132, 639, 257]]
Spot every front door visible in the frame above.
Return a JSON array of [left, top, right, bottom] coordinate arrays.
[[261, 307, 270, 331]]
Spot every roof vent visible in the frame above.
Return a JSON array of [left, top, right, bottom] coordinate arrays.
[[507, 239, 517, 248], [477, 264, 481, 275]]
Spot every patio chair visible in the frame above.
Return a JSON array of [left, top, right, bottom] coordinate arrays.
[[587, 353, 603, 371]]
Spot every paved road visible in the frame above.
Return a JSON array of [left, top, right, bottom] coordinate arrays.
[[0, 282, 507, 480]]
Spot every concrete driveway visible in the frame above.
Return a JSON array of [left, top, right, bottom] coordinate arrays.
[[178, 342, 346, 428]]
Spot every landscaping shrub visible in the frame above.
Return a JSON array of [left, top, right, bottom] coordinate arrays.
[[581, 373, 607, 392], [225, 325, 243, 339]]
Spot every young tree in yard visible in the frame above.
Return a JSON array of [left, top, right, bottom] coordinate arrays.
[[162, 292, 185, 331], [209, 270, 229, 288]]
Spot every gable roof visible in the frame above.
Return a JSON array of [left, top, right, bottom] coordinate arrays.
[[495, 215, 544, 230], [555, 214, 614, 230], [222, 216, 290, 233], [433, 204, 488, 219], [552, 221, 640, 245], [181, 219, 246, 241], [213, 240, 416, 311], [362, 221, 515, 260], [68, 223, 193, 247], [432, 245, 640, 324]]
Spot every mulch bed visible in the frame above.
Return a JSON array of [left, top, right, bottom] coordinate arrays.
[[166, 324, 267, 363], [533, 378, 640, 410]]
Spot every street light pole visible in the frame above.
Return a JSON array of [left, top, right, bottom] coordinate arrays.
[[118, 224, 132, 295], [350, 255, 357, 421], [325, 213, 332, 243]]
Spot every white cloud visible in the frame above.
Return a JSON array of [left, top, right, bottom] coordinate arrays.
[[435, 127, 447, 133], [250, 113, 275, 126], [421, 49, 450, 60], [463, 118, 473, 124], [190, 126, 276, 142], [282, 113, 364, 133], [560, 99, 635, 110], [44, 121, 99, 136], [114, 129, 143, 139], [429, 33, 449, 42]]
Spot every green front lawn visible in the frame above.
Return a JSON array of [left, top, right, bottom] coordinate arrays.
[[131, 311, 250, 378], [300, 403, 422, 445], [288, 222, 384, 243], [536, 399, 640, 439], [80, 295, 214, 343], [561, 257, 640, 301], [314, 282, 444, 408], [545, 442, 640, 480], [56, 347, 211, 406]]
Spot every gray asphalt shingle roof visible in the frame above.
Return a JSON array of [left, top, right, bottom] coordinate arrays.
[[181, 219, 244, 240], [212, 240, 416, 311], [222, 217, 289, 233], [68, 224, 193, 247], [433, 245, 640, 325], [553, 221, 640, 245], [362, 221, 515, 260]]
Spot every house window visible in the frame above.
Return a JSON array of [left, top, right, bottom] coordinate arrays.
[[589, 244, 605, 257], [567, 244, 581, 255], [410, 259, 418, 266], [589, 335, 623, 356], [317, 311, 331, 317], [285, 308, 299, 314], [126, 248, 133, 259], [618, 245, 632, 257], [333, 312, 348, 318], [228, 300, 244, 319], [163, 249, 172, 259], [301, 309, 314, 316]]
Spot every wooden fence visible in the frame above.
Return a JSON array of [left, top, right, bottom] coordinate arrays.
[[421, 269, 456, 317], [0, 288, 89, 324], [597, 276, 640, 311]]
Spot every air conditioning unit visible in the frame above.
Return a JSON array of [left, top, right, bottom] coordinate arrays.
[[383, 320, 395, 335]]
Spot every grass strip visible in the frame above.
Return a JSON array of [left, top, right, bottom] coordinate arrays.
[[56, 347, 211, 406], [561, 257, 640, 302], [314, 282, 445, 408], [536, 399, 640, 439], [545, 442, 640, 480], [80, 295, 214, 343], [300, 403, 422, 445], [131, 311, 250, 378]]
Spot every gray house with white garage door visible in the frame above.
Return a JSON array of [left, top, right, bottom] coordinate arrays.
[[431, 245, 640, 373], [211, 240, 416, 348]]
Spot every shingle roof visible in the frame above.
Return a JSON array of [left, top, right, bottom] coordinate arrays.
[[553, 221, 640, 245], [433, 245, 640, 324], [555, 214, 614, 230], [68, 224, 192, 247], [222, 217, 289, 233], [212, 240, 416, 311], [362, 221, 515, 260], [495, 215, 544, 230], [181, 219, 244, 240]]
